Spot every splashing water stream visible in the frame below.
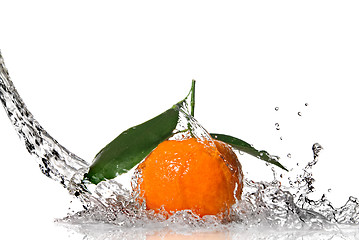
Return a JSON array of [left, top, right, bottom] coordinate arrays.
[[1, 51, 359, 239]]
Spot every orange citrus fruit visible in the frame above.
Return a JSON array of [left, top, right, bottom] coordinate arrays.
[[133, 137, 243, 217]]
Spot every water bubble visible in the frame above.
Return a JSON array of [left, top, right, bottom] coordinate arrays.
[[275, 107, 279, 111], [305, 103, 308, 106], [298, 112, 302, 116], [280, 136, 283, 140], [328, 188, 332, 192], [275, 123, 280, 130], [287, 153, 292, 158]]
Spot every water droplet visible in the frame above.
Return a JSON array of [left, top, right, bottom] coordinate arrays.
[[328, 188, 332, 192], [305, 103, 308, 106], [287, 153, 292, 158], [275, 107, 279, 111], [312, 143, 323, 159], [275, 123, 280, 130], [280, 136, 283, 140], [298, 112, 302, 116]]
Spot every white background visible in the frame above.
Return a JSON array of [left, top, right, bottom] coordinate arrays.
[[1, 0, 359, 239]]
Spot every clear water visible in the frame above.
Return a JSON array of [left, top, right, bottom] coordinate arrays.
[[1, 51, 359, 239]]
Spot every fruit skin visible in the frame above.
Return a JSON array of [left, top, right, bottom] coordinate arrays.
[[133, 138, 243, 217]]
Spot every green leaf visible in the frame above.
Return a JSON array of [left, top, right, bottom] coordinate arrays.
[[84, 81, 197, 185], [84, 107, 180, 184], [210, 133, 288, 171]]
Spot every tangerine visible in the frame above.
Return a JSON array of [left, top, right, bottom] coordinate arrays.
[[133, 137, 243, 217]]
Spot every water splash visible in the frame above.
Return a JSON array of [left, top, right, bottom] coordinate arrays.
[[1, 51, 359, 238]]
